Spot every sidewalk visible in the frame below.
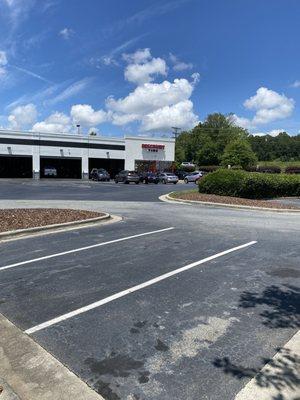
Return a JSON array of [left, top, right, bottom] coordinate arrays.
[[0, 314, 104, 400]]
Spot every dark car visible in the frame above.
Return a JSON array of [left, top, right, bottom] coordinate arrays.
[[175, 170, 189, 180], [115, 170, 140, 184], [90, 168, 110, 181], [140, 172, 159, 184]]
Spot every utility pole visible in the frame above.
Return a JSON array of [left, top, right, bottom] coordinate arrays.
[[172, 126, 181, 139]]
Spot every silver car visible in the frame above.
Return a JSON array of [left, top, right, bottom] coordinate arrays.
[[159, 172, 179, 184], [184, 171, 203, 184]]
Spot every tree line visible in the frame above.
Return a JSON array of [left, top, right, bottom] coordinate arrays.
[[175, 113, 300, 168]]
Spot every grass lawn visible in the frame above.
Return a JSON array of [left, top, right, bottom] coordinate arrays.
[[258, 160, 300, 171]]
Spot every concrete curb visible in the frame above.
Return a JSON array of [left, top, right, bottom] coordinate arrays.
[[159, 193, 300, 213], [0, 314, 104, 400], [0, 213, 111, 240], [0, 378, 20, 400], [235, 330, 300, 399]]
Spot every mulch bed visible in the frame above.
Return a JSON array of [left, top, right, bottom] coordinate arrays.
[[171, 191, 300, 210], [0, 209, 105, 233]]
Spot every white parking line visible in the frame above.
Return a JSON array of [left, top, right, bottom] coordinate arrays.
[[0, 227, 175, 272], [25, 240, 257, 335]]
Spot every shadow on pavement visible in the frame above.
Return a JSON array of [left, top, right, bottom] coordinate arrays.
[[212, 284, 300, 400], [238, 284, 300, 329]]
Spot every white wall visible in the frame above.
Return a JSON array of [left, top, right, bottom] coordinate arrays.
[[124, 136, 175, 170], [0, 130, 175, 178]]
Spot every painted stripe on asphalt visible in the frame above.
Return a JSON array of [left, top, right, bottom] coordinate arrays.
[[0, 227, 175, 272], [25, 240, 257, 335]]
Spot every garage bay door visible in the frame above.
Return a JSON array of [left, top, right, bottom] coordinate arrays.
[[89, 158, 124, 178], [0, 155, 32, 178], [40, 157, 82, 179]]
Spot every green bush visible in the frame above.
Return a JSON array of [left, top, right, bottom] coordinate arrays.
[[198, 169, 300, 199], [221, 140, 258, 169]]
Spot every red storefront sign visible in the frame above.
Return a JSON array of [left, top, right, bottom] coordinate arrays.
[[142, 144, 165, 150]]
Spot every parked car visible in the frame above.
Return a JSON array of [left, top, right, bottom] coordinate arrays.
[[184, 171, 203, 184], [115, 170, 140, 184], [158, 172, 179, 184], [90, 168, 110, 181], [175, 170, 189, 180], [140, 172, 159, 184], [44, 166, 57, 177], [181, 162, 195, 168]]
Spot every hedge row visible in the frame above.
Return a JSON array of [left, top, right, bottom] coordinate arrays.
[[285, 166, 300, 174], [198, 165, 220, 172], [198, 169, 300, 199]]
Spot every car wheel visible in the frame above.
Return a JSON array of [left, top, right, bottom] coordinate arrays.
[[124, 180, 129, 184], [184, 178, 189, 184], [115, 179, 118, 183], [155, 181, 158, 184], [145, 180, 148, 184], [164, 179, 167, 184], [135, 181, 139, 185], [173, 182, 177, 184]]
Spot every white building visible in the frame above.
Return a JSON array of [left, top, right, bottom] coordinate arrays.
[[0, 130, 175, 179]]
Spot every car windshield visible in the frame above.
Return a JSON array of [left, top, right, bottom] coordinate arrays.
[[166, 173, 174, 176]]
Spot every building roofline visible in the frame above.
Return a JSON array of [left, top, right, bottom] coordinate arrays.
[[0, 129, 174, 143]]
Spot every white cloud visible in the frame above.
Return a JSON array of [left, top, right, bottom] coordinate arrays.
[[101, 56, 119, 66], [244, 87, 294, 124], [0, 50, 8, 78], [7, 103, 37, 129], [6, 47, 199, 134], [231, 114, 254, 129], [123, 48, 151, 64], [141, 100, 198, 132], [111, 113, 139, 126], [105, 47, 199, 132], [71, 104, 108, 127], [32, 112, 71, 133], [169, 53, 193, 71], [0, 50, 7, 66], [107, 76, 199, 131], [59, 27, 74, 40], [290, 80, 300, 88], [233, 87, 295, 129], [253, 129, 285, 137], [45, 78, 92, 106], [1, 0, 36, 28], [12, 65, 52, 84], [107, 78, 194, 115], [123, 48, 167, 85]]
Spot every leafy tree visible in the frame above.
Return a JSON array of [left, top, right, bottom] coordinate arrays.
[[196, 142, 220, 165], [248, 133, 300, 161], [221, 140, 258, 169], [175, 113, 249, 165]]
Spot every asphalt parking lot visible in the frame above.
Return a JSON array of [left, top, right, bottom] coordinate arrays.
[[0, 179, 185, 202], [0, 180, 299, 400]]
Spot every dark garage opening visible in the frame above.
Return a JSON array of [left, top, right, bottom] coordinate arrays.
[[89, 158, 124, 178], [0, 155, 32, 178], [40, 157, 82, 179]]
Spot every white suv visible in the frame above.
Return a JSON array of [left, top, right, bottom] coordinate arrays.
[[184, 171, 203, 184]]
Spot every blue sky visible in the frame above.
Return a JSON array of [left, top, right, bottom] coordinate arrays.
[[0, 0, 299, 137]]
